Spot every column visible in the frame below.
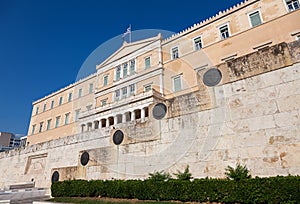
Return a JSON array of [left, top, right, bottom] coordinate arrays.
[[131, 110, 135, 121], [106, 118, 110, 127], [122, 113, 127, 123], [141, 108, 145, 122], [114, 115, 118, 125]]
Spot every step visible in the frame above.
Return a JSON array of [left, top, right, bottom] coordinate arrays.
[[9, 182, 35, 190]]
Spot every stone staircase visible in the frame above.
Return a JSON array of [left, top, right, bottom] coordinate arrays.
[[0, 183, 50, 204], [9, 182, 35, 190]]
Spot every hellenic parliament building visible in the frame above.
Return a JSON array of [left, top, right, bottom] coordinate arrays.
[[1, 0, 300, 192]]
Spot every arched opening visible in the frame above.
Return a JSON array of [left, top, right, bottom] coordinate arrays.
[[87, 122, 92, 131], [94, 121, 99, 129], [135, 109, 141, 120], [81, 124, 86, 133], [144, 107, 149, 118], [108, 117, 114, 126], [117, 114, 122, 124], [51, 171, 59, 183], [101, 119, 106, 128]]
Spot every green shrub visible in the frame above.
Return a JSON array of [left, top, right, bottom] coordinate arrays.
[[51, 176, 300, 203], [225, 163, 251, 181], [147, 170, 171, 181], [173, 165, 192, 180]]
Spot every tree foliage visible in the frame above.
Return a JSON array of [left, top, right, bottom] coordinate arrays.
[[225, 163, 251, 181], [148, 170, 171, 181], [173, 165, 192, 180]]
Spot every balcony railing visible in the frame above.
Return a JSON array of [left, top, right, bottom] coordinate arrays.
[[97, 89, 159, 110], [79, 89, 164, 119]]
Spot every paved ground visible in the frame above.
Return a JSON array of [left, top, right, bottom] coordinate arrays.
[[0, 188, 51, 204]]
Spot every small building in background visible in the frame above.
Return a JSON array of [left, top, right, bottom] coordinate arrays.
[[0, 132, 26, 152]]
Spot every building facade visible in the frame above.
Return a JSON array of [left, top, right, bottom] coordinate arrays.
[[0, 132, 24, 152], [1, 0, 296, 192], [27, 74, 96, 144], [27, 0, 300, 145]]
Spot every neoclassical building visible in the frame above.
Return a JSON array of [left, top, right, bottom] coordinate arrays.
[[27, 0, 300, 145], [0, 0, 298, 190]]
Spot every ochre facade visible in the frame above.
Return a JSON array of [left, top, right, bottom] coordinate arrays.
[[27, 0, 300, 145]]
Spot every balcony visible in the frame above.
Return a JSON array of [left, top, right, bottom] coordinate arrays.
[[97, 89, 164, 113], [79, 89, 164, 123]]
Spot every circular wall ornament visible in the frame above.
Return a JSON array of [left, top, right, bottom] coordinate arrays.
[[51, 171, 59, 183], [80, 151, 89, 166], [152, 103, 167, 120], [203, 68, 222, 87], [113, 130, 124, 145]]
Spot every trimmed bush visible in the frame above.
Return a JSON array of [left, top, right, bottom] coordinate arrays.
[[51, 175, 300, 203]]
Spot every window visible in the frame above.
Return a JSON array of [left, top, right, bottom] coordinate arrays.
[[75, 109, 80, 121], [173, 75, 182, 92], [101, 99, 107, 106], [43, 103, 47, 112], [31, 125, 36, 135], [145, 57, 151, 68], [59, 97, 63, 106], [129, 84, 135, 95], [89, 83, 93, 94], [65, 113, 70, 125], [78, 88, 82, 98], [47, 119, 52, 130], [68, 93, 72, 102], [116, 66, 121, 80], [103, 75, 108, 86], [122, 87, 127, 98], [249, 11, 262, 27], [193, 36, 203, 50], [219, 24, 230, 40], [123, 63, 128, 78], [286, 0, 299, 11], [35, 107, 39, 115], [51, 100, 54, 109], [115, 89, 120, 100], [171, 47, 179, 59], [55, 116, 61, 128], [130, 59, 135, 74], [144, 84, 152, 92], [86, 105, 92, 111], [39, 122, 43, 133]]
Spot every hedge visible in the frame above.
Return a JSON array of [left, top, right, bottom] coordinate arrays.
[[51, 176, 300, 203]]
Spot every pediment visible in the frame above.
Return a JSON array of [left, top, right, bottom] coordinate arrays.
[[98, 35, 161, 69]]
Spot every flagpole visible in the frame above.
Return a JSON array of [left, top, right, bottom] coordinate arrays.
[[129, 24, 132, 43]]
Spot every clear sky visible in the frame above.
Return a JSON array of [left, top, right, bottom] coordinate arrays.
[[0, 0, 243, 135]]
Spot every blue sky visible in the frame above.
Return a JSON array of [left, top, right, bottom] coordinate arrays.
[[0, 0, 243, 135]]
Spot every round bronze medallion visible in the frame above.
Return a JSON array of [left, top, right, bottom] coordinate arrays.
[[152, 103, 167, 120], [113, 130, 124, 145], [203, 68, 222, 87], [80, 151, 89, 166]]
